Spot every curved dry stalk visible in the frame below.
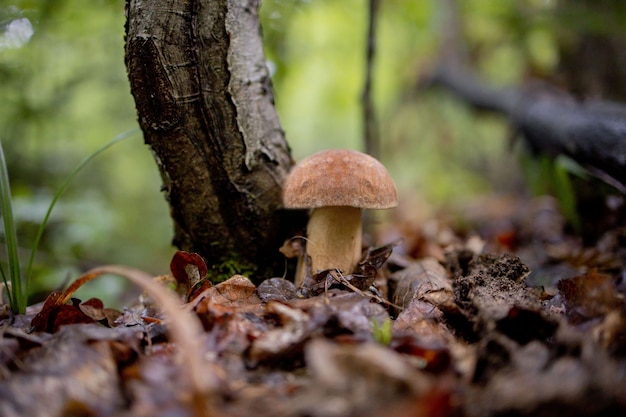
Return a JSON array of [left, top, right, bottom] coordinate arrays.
[[59, 265, 216, 417]]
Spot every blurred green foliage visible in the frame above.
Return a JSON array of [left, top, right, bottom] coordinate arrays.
[[1, 0, 624, 303], [1, 0, 171, 304]]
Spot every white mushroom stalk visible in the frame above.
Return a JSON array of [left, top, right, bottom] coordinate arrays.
[[306, 205, 363, 279], [283, 149, 397, 287]]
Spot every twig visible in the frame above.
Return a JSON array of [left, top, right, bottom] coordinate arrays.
[[329, 270, 403, 311], [362, 0, 380, 159]]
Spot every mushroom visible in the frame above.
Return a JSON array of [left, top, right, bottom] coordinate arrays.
[[283, 149, 398, 287]]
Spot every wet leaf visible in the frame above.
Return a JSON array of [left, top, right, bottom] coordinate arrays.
[[78, 297, 123, 327], [391, 335, 451, 373], [257, 277, 297, 303], [192, 274, 263, 315], [557, 271, 622, 321], [169, 250, 208, 299], [30, 291, 65, 333], [393, 299, 449, 343], [356, 241, 399, 273], [495, 306, 558, 345], [299, 339, 433, 415], [247, 301, 311, 367], [188, 279, 213, 303], [350, 241, 399, 290], [301, 242, 398, 296], [53, 299, 99, 330], [303, 268, 339, 296], [390, 258, 455, 312], [0, 325, 135, 417]]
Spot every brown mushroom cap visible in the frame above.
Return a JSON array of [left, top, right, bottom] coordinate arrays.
[[283, 149, 398, 209]]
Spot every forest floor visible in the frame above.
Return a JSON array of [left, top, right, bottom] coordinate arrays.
[[1, 193, 625, 417]]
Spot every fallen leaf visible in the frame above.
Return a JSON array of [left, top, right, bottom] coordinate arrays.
[[0, 324, 134, 417], [557, 270, 622, 322], [495, 306, 558, 345], [390, 258, 456, 312], [257, 278, 297, 303], [279, 237, 305, 259], [169, 250, 208, 300], [192, 275, 263, 315], [391, 335, 451, 373], [79, 297, 123, 327], [247, 301, 311, 367], [297, 338, 432, 415]]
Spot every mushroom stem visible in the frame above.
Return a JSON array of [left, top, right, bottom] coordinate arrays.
[[296, 206, 362, 287]]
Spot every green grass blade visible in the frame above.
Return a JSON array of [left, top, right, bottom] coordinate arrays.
[[0, 140, 24, 313], [0, 253, 14, 308], [25, 129, 139, 289]]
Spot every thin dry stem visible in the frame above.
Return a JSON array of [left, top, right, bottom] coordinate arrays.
[[329, 270, 403, 311]]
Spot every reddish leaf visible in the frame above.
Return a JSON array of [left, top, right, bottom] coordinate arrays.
[[52, 299, 97, 332], [169, 250, 208, 289], [188, 280, 213, 303], [31, 291, 65, 333], [79, 298, 122, 327], [32, 295, 121, 333], [391, 336, 451, 373]]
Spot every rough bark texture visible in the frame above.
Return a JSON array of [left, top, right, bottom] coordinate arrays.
[[124, 0, 302, 280]]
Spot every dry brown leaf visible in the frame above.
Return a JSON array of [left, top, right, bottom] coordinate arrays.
[[390, 258, 456, 312], [257, 278, 297, 303], [247, 301, 311, 366], [0, 324, 138, 417], [191, 274, 264, 315], [294, 338, 433, 416], [558, 270, 623, 321]]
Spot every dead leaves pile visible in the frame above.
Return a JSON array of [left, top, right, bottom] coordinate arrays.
[[1, 238, 626, 417]]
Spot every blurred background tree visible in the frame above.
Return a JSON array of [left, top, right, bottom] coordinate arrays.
[[1, 0, 624, 304]]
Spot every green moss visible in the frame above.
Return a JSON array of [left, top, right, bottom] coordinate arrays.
[[206, 254, 258, 284]]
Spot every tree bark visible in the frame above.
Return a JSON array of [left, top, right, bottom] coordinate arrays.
[[124, 0, 302, 281]]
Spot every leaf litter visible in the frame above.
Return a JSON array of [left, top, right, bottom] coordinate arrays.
[[1, 196, 626, 416]]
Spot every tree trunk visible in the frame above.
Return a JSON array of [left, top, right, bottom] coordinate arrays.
[[124, 0, 302, 281]]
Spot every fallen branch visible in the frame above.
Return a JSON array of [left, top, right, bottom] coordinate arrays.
[[426, 65, 626, 193]]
